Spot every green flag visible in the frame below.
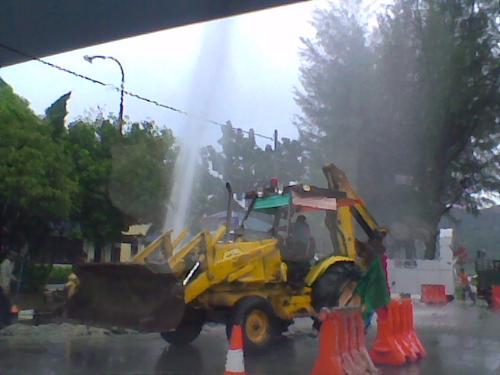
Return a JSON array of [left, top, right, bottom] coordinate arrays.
[[355, 256, 391, 319]]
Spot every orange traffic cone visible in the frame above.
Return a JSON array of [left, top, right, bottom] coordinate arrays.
[[391, 301, 417, 362], [346, 311, 370, 375], [402, 299, 426, 358], [400, 299, 421, 358], [310, 310, 343, 375], [337, 311, 363, 375], [225, 325, 246, 375], [369, 306, 406, 366], [491, 286, 500, 310], [354, 312, 379, 374]]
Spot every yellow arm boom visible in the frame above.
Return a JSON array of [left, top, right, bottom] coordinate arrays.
[[323, 163, 383, 239], [131, 229, 188, 265]]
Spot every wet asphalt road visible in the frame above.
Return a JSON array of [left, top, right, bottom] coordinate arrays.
[[0, 301, 498, 375]]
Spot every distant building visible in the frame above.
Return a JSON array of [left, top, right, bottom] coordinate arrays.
[[119, 224, 151, 262], [388, 228, 456, 298], [84, 224, 151, 263]]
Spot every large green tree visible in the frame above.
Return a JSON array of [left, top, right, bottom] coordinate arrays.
[[67, 117, 177, 245], [65, 119, 125, 246], [0, 79, 76, 251], [0, 78, 178, 255], [296, 0, 499, 258], [296, 2, 376, 186], [109, 121, 176, 226], [189, 122, 307, 228], [206, 122, 306, 193]]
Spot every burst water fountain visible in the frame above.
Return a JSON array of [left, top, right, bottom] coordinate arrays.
[[164, 20, 233, 235]]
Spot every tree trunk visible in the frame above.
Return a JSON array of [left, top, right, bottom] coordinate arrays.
[[424, 229, 440, 260], [421, 200, 445, 260]]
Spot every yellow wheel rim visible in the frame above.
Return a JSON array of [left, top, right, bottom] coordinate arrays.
[[245, 310, 270, 345]]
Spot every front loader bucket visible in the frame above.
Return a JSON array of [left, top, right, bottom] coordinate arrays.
[[65, 263, 185, 332]]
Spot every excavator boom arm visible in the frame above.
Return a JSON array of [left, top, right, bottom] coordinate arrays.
[[323, 163, 383, 239]]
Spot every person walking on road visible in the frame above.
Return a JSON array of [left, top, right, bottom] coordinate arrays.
[[0, 251, 17, 326], [459, 268, 476, 304]]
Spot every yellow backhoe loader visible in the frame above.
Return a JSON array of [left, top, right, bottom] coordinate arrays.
[[66, 163, 387, 350]]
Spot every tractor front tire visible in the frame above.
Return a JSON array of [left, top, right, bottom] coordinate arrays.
[[226, 297, 279, 353], [161, 307, 205, 346]]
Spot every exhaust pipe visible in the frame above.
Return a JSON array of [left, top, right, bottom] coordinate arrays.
[[225, 182, 232, 242]]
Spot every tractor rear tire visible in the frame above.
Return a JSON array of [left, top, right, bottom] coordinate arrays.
[[160, 307, 205, 346], [226, 296, 279, 353], [311, 261, 362, 312]]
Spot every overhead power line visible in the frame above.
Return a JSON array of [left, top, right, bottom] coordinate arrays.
[[0, 42, 274, 141]]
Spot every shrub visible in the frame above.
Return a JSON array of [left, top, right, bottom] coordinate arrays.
[[47, 265, 73, 284], [21, 263, 53, 293]]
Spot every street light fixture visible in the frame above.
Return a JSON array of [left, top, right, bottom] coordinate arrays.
[[84, 54, 125, 135]]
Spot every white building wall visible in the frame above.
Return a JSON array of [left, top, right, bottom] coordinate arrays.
[[388, 229, 456, 297], [120, 243, 132, 262], [83, 240, 94, 262]]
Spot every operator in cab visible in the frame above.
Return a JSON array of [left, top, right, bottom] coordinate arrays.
[[285, 215, 316, 287]]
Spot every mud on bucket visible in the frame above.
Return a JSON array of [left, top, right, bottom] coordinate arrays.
[[65, 263, 186, 332]]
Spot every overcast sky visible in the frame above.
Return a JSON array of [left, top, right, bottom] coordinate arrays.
[[0, 2, 331, 145]]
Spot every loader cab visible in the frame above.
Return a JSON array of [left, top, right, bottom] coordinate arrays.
[[243, 183, 344, 229], [239, 182, 352, 285]]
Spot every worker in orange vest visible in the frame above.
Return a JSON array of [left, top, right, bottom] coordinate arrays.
[[459, 268, 476, 304]]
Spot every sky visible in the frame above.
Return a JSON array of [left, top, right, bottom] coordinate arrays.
[[0, 1, 328, 146]]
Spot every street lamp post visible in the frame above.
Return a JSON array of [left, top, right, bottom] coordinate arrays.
[[84, 54, 125, 135]]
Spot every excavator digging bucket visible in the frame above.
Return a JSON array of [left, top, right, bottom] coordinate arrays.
[[65, 263, 186, 332]]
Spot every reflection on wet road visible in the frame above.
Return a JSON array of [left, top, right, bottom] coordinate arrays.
[[0, 302, 499, 375]]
